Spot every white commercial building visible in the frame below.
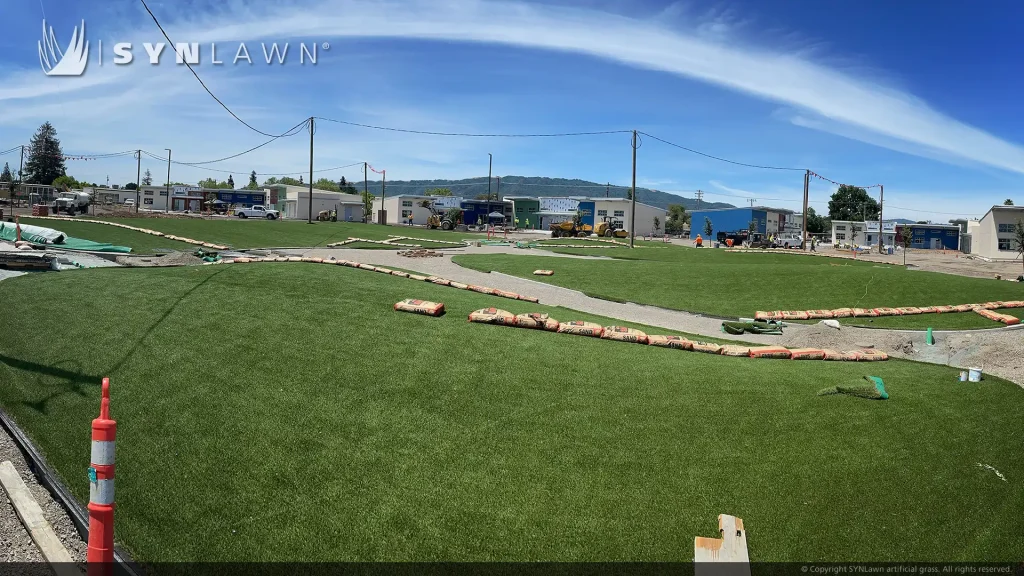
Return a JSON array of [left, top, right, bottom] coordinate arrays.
[[831, 220, 897, 248], [587, 198, 667, 236], [963, 205, 1024, 259], [372, 195, 439, 225], [265, 184, 364, 221]]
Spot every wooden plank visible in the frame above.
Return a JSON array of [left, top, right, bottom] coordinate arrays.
[[694, 513, 751, 576], [0, 460, 80, 574]]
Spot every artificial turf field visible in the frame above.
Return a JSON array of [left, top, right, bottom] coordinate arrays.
[[454, 245, 1024, 329], [1, 264, 1022, 562], [18, 217, 475, 253]]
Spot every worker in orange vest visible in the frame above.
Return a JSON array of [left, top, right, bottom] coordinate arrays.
[[695, 234, 703, 247]]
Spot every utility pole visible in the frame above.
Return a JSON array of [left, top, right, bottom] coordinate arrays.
[[496, 176, 501, 203], [487, 153, 493, 201], [164, 149, 171, 213], [363, 162, 368, 223], [748, 198, 757, 208], [630, 130, 637, 248], [135, 150, 141, 213], [380, 170, 386, 224], [308, 117, 314, 224], [801, 169, 809, 249], [606, 182, 610, 198], [16, 145, 24, 210], [696, 190, 703, 211], [878, 184, 884, 254]]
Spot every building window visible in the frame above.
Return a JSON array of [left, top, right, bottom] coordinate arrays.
[[998, 239, 1016, 251], [866, 235, 873, 243], [402, 200, 413, 207], [597, 210, 608, 216], [946, 230, 957, 236], [401, 210, 413, 218], [835, 225, 846, 231], [835, 233, 846, 241], [160, 191, 168, 196], [998, 223, 1015, 233], [528, 207, 536, 212], [144, 190, 153, 196], [614, 210, 624, 217]]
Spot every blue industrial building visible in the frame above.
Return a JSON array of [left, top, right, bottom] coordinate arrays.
[[460, 199, 512, 225], [688, 207, 794, 240], [896, 224, 960, 250]]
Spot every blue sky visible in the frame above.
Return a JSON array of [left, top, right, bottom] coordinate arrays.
[[1, 0, 1022, 220]]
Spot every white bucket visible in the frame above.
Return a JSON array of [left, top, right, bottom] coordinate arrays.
[[959, 371, 968, 382], [968, 368, 982, 382]]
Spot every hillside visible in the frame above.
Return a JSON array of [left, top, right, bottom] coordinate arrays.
[[357, 176, 734, 211]]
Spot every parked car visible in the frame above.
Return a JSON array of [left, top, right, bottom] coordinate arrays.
[[235, 205, 279, 220], [777, 234, 804, 249], [123, 198, 135, 208]]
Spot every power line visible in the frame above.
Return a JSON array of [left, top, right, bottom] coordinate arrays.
[[139, 119, 308, 167], [314, 116, 632, 138], [638, 132, 805, 171], [137, 0, 304, 139]]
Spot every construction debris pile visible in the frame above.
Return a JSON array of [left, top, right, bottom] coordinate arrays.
[[397, 249, 443, 258]]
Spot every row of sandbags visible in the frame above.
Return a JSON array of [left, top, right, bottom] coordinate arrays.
[[975, 308, 1022, 325], [28, 215, 230, 250], [386, 235, 467, 246], [212, 255, 540, 303], [326, 237, 422, 248], [467, 308, 888, 361], [755, 301, 1024, 322]]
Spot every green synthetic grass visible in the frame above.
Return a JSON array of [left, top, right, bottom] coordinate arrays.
[[87, 217, 478, 249], [0, 264, 1022, 562], [454, 248, 1024, 329], [839, 307, 1024, 330], [17, 217, 194, 254]]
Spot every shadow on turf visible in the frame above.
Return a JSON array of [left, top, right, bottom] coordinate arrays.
[[1, 267, 230, 414]]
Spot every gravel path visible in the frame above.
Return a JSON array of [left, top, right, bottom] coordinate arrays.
[[0, 419, 87, 563]]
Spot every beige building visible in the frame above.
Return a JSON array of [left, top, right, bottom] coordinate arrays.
[[964, 205, 1024, 260], [372, 195, 436, 225], [265, 184, 364, 221]]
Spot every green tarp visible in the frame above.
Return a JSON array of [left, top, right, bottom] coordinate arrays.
[[0, 222, 131, 253]]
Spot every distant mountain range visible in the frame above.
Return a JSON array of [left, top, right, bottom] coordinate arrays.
[[356, 176, 734, 211]]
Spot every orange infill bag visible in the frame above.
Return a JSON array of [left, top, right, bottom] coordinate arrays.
[[755, 311, 783, 321], [858, 349, 889, 361], [720, 345, 751, 357], [394, 299, 445, 317], [647, 335, 693, 350], [517, 295, 540, 303], [822, 349, 844, 361], [953, 304, 976, 313], [601, 326, 649, 344], [557, 321, 604, 337], [852, 308, 878, 317], [467, 285, 497, 295], [806, 310, 834, 319], [691, 341, 723, 354], [749, 346, 792, 359], [533, 270, 555, 276], [1001, 301, 1024, 309], [841, 350, 864, 361], [975, 308, 1021, 325], [782, 310, 810, 320], [831, 308, 854, 318], [873, 307, 903, 316], [514, 313, 559, 331], [896, 307, 922, 315], [468, 308, 517, 326], [933, 305, 956, 313], [790, 348, 826, 360], [916, 306, 937, 314]]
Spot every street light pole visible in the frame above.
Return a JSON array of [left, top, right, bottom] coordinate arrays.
[[487, 153, 492, 201], [164, 149, 171, 213], [135, 150, 141, 214]]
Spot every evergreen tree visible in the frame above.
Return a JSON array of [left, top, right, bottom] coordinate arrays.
[[227, 175, 235, 189], [142, 169, 153, 186], [24, 122, 67, 185], [0, 163, 11, 184], [249, 171, 258, 187]]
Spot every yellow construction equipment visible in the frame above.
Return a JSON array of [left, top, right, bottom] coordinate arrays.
[[594, 219, 628, 238]]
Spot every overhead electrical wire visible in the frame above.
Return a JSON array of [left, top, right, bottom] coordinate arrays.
[[639, 132, 805, 172], [137, 0, 306, 139], [314, 116, 632, 138]]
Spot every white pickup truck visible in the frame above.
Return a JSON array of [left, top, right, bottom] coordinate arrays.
[[235, 205, 280, 220]]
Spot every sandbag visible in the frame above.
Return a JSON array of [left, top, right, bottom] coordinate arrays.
[[514, 313, 559, 331], [517, 295, 540, 303], [288, 257, 304, 263], [916, 306, 937, 314], [754, 311, 783, 321], [790, 348, 826, 360], [857, 349, 889, 361], [831, 308, 854, 318], [852, 308, 878, 317], [933, 305, 956, 313], [430, 277, 452, 286], [873, 307, 903, 316], [357, 263, 376, 270], [601, 326, 649, 344], [449, 281, 469, 290], [467, 285, 496, 295], [647, 335, 693, 350], [373, 266, 392, 273], [408, 274, 428, 281], [1001, 301, 1024, 309], [975, 308, 1021, 325], [233, 257, 251, 263], [557, 321, 604, 337], [390, 271, 410, 278], [394, 299, 445, 317], [781, 310, 810, 320], [806, 310, 834, 319], [468, 308, 517, 326], [980, 302, 1003, 310], [691, 341, 723, 354], [896, 307, 922, 315], [749, 346, 792, 359], [840, 351, 864, 361], [720, 345, 751, 357], [822, 349, 844, 361], [953, 304, 975, 313], [494, 289, 522, 300], [533, 270, 554, 276]]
